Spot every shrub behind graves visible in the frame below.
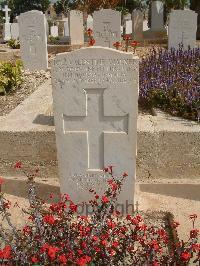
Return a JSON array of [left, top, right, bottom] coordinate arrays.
[[0, 60, 22, 94], [139, 45, 200, 121], [7, 39, 20, 49]]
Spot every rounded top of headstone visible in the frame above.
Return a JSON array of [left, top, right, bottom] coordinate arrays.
[[93, 9, 121, 16], [19, 10, 44, 17], [54, 46, 139, 61]]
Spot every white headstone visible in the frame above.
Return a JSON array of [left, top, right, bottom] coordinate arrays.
[[125, 20, 132, 34], [11, 23, 19, 39], [93, 9, 121, 48], [151, 1, 164, 31], [168, 10, 197, 50], [69, 10, 84, 45], [19, 10, 48, 71], [51, 25, 58, 37], [52, 47, 139, 206], [132, 10, 143, 40], [143, 19, 149, 31], [87, 15, 93, 30], [2, 5, 11, 23], [3, 23, 11, 41], [46, 21, 49, 37], [63, 18, 69, 36]]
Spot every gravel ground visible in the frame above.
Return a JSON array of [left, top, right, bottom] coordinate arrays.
[[0, 70, 51, 116]]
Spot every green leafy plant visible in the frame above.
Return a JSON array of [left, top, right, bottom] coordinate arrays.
[[48, 35, 60, 44], [0, 164, 199, 265], [7, 38, 20, 49], [0, 60, 23, 95]]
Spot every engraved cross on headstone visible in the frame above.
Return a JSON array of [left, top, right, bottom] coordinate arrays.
[[96, 22, 118, 46], [63, 88, 128, 171], [181, 31, 186, 43], [2, 5, 11, 23]]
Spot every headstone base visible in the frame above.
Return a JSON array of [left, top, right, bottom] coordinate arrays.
[[143, 29, 167, 39]]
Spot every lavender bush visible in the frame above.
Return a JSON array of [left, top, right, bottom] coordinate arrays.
[[139, 45, 200, 121]]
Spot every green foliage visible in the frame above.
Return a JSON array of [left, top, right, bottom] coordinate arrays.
[[8, 0, 50, 16], [116, 0, 147, 13], [0, 60, 23, 95], [7, 39, 20, 49], [53, 0, 74, 15], [48, 35, 60, 44]]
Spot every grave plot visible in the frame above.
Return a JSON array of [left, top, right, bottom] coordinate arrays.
[[0, 3, 199, 265]]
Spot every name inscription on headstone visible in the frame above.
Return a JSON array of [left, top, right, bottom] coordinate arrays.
[[56, 59, 137, 84]]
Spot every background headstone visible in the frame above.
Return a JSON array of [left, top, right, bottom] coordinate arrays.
[[125, 20, 132, 34], [64, 22, 69, 36], [143, 19, 149, 31], [46, 20, 50, 38], [132, 10, 143, 40], [2, 5, 11, 41], [57, 20, 65, 37], [19, 10, 48, 71], [3, 23, 11, 41], [51, 25, 58, 37], [93, 9, 121, 48], [87, 15, 93, 30], [2, 5, 11, 23], [168, 10, 197, 50], [11, 23, 19, 39], [52, 47, 139, 205], [69, 10, 84, 45], [151, 1, 164, 31]]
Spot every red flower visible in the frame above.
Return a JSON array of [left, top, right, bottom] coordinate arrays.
[[113, 41, 122, 49], [23, 225, 32, 235], [112, 241, 119, 248], [0, 245, 12, 259], [31, 256, 39, 263], [14, 161, 22, 169], [35, 168, 39, 173], [172, 221, 180, 228], [88, 38, 95, 46], [43, 215, 56, 225], [109, 249, 116, 256], [123, 172, 128, 177], [47, 246, 59, 261], [77, 255, 91, 266], [190, 229, 199, 238], [78, 249, 83, 255], [94, 246, 100, 252], [190, 214, 197, 220], [69, 202, 78, 212], [58, 254, 68, 264], [123, 34, 131, 40], [104, 167, 109, 172], [93, 236, 98, 241], [181, 252, 191, 261], [87, 28, 93, 37], [0, 177, 4, 185], [81, 241, 87, 249], [101, 240, 108, 246], [131, 41, 139, 47], [102, 196, 109, 204], [64, 193, 70, 201], [95, 194, 99, 199]]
